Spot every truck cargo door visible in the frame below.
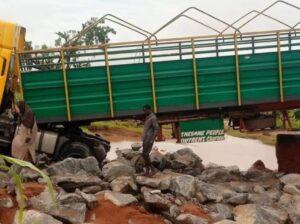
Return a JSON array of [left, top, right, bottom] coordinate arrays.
[[0, 49, 11, 105]]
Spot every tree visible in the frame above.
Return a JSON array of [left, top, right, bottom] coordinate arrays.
[[55, 17, 116, 47], [24, 17, 116, 70]]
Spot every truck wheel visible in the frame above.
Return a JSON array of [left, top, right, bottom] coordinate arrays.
[[91, 144, 107, 165], [58, 142, 91, 161]]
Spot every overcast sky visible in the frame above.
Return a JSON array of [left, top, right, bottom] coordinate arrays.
[[1, 0, 300, 47]]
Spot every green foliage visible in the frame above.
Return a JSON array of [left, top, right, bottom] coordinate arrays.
[[54, 17, 116, 47], [0, 155, 58, 224]]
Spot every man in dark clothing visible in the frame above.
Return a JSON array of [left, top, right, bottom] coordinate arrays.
[[142, 104, 159, 175]]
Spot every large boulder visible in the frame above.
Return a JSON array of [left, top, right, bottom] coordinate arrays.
[[102, 161, 135, 182], [13, 210, 62, 224], [233, 204, 289, 224], [46, 157, 102, 177]]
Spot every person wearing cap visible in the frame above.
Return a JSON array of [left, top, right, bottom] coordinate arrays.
[[142, 104, 159, 175], [11, 101, 37, 163]]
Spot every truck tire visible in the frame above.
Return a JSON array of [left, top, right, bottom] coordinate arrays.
[[91, 144, 107, 166], [58, 142, 91, 161]]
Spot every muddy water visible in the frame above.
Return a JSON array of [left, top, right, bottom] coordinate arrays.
[[109, 135, 277, 171]]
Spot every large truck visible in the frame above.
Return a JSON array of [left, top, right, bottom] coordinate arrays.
[[0, 21, 110, 163]]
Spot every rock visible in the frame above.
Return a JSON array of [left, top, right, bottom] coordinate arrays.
[[278, 194, 300, 223], [215, 185, 236, 200], [283, 184, 300, 195], [245, 161, 275, 181], [13, 210, 62, 224], [233, 204, 289, 224], [29, 188, 58, 213], [142, 188, 171, 211], [228, 182, 253, 193], [195, 181, 223, 203], [199, 167, 240, 183], [0, 197, 13, 208], [59, 193, 85, 204], [51, 174, 102, 192], [110, 176, 138, 193], [150, 149, 168, 171], [214, 220, 236, 224], [226, 193, 248, 205], [102, 161, 135, 182], [19, 168, 40, 182], [253, 185, 265, 194], [280, 174, 300, 187], [76, 189, 99, 209], [195, 191, 206, 204], [176, 213, 209, 224], [116, 148, 140, 160], [250, 160, 272, 172], [170, 175, 195, 199], [0, 171, 9, 188], [29, 188, 88, 224], [164, 219, 173, 224], [169, 204, 181, 218], [226, 166, 240, 174], [82, 185, 103, 194], [164, 148, 204, 176], [167, 148, 204, 174], [47, 157, 102, 176], [136, 171, 180, 190], [0, 158, 5, 166], [104, 191, 137, 207], [247, 191, 279, 206], [50, 202, 87, 224], [215, 204, 233, 220]]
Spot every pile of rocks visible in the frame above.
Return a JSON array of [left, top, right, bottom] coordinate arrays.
[[1, 147, 300, 224]]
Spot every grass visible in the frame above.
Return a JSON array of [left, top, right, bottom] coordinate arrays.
[[89, 120, 143, 133], [85, 120, 173, 140]]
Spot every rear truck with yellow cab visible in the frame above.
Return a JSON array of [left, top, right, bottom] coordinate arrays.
[[0, 20, 110, 164]]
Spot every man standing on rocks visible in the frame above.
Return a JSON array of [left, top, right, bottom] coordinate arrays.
[[142, 105, 159, 176]]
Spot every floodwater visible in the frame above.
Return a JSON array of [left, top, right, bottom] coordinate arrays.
[[108, 135, 277, 171]]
